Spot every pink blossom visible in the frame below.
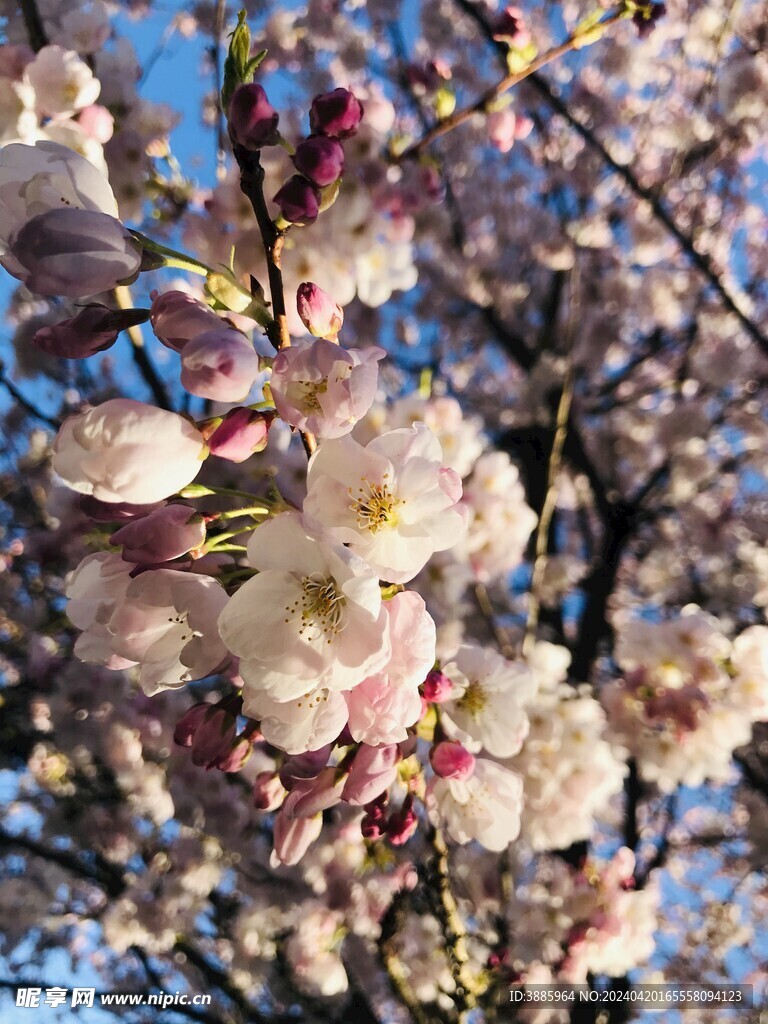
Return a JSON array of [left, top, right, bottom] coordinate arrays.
[[345, 591, 435, 745], [217, 511, 390, 702], [26, 45, 101, 117], [304, 424, 467, 583], [271, 337, 383, 439], [426, 758, 524, 851], [271, 812, 322, 867]]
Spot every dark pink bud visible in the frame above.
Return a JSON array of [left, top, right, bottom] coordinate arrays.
[[208, 407, 274, 463], [422, 668, 453, 703], [173, 703, 211, 747], [387, 795, 418, 846], [360, 795, 388, 840], [293, 134, 345, 188], [212, 735, 252, 773], [296, 282, 344, 338], [430, 741, 476, 781], [309, 87, 363, 139], [111, 503, 205, 564], [80, 496, 166, 522], [273, 175, 320, 225], [253, 771, 287, 811], [492, 6, 532, 47], [228, 83, 279, 150], [190, 708, 237, 768], [32, 303, 149, 359]]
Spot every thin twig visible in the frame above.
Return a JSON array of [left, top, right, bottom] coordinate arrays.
[[233, 146, 317, 455], [398, 7, 627, 161], [0, 362, 60, 429]]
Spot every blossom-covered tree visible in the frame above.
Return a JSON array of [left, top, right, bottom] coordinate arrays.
[[0, 0, 767, 1022]]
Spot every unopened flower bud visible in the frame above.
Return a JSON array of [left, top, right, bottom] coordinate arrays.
[[342, 743, 400, 806], [361, 795, 387, 840], [111, 503, 206, 564], [253, 771, 287, 811], [190, 708, 237, 768], [150, 289, 223, 351], [422, 668, 453, 703], [492, 6, 532, 47], [632, 1, 667, 37], [296, 282, 344, 338], [173, 702, 211, 747], [309, 87, 363, 139], [212, 735, 252, 773], [293, 134, 345, 188], [273, 175, 320, 225], [180, 328, 260, 402], [208, 407, 274, 463], [430, 740, 476, 781], [7, 208, 142, 297], [387, 795, 418, 846], [228, 83, 279, 149], [32, 303, 148, 359]]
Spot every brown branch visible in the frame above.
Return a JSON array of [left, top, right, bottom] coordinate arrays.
[[19, 0, 48, 52], [398, 7, 628, 161], [233, 145, 317, 455]]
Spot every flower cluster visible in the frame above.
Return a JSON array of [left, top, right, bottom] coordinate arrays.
[[603, 608, 768, 790]]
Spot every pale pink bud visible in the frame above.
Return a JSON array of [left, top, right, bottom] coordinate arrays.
[[342, 744, 400, 806], [253, 771, 287, 811], [283, 767, 344, 817], [111, 503, 205, 564], [430, 741, 475, 781], [7, 208, 142, 297], [77, 104, 115, 144], [150, 289, 224, 352], [53, 398, 206, 505], [487, 108, 517, 154], [208, 407, 274, 463], [180, 328, 260, 402], [422, 668, 453, 702], [271, 811, 322, 866], [296, 282, 344, 338], [173, 702, 210, 747], [514, 115, 534, 140]]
